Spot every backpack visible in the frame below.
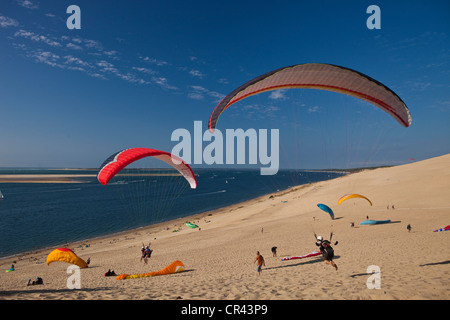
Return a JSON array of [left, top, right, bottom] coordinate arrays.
[[320, 241, 334, 260]]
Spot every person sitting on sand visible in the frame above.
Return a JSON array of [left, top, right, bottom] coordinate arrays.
[[315, 236, 338, 271], [254, 251, 265, 276], [27, 276, 44, 286], [105, 269, 117, 276]]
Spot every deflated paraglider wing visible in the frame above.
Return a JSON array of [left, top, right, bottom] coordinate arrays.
[[281, 251, 321, 261], [46, 248, 88, 268], [338, 194, 372, 206], [116, 260, 184, 280], [97, 148, 197, 189], [317, 203, 334, 220], [433, 225, 450, 232], [209, 63, 412, 131]]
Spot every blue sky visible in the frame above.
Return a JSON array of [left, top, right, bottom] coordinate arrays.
[[0, 0, 449, 169]]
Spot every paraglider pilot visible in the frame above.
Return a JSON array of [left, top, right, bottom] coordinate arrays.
[[315, 233, 338, 271]]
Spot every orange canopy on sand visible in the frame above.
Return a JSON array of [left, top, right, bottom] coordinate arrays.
[[116, 260, 184, 280]]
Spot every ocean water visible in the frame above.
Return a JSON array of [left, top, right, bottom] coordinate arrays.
[[0, 169, 345, 258]]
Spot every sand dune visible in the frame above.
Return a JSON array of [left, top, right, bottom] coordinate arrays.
[[1, 154, 449, 300]]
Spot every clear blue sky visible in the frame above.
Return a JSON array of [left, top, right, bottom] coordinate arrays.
[[0, 0, 449, 169]]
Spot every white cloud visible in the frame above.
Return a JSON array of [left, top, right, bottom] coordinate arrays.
[[96, 60, 119, 74], [151, 76, 178, 90], [14, 29, 61, 47], [269, 90, 287, 100], [406, 81, 432, 91], [64, 55, 92, 68], [308, 106, 320, 113], [8, 22, 215, 93], [189, 69, 205, 78], [217, 78, 229, 85], [84, 39, 103, 51], [16, 0, 39, 9], [66, 42, 83, 50], [0, 15, 19, 28], [236, 104, 280, 121], [103, 50, 119, 57], [142, 56, 168, 66], [132, 67, 157, 75], [188, 85, 224, 101], [29, 50, 60, 67], [188, 92, 204, 100]]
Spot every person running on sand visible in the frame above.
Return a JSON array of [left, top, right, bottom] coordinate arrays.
[[254, 251, 265, 276], [316, 236, 338, 271]]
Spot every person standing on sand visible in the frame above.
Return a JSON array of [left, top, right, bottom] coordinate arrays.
[[140, 244, 146, 262], [271, 246, 277, 257], [254, 251, 265, 276]]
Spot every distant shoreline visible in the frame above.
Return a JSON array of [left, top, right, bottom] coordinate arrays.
[[0, 173, 183, 183], [0, 166, 385, 184], [0, 174, 95, 183]]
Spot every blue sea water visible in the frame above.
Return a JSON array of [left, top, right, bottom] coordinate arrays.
[[0, 169, 345, 258]]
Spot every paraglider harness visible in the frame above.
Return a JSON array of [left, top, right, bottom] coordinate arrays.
[[315, 233, 338, 261]]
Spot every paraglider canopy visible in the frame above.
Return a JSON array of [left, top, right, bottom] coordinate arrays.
[[317, 203, 334, 220], [97, 147, 197, 189], [338, 194, 372, 206], [116, 260, 184, 280], [434, 225, 450, 232], [46, 248, 88, 268], [209, 63, 412, 132]]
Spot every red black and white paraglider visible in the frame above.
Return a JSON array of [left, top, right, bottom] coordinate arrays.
[[209, 63, 412, 132]]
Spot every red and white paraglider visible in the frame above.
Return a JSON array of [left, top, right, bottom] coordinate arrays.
[[97, 147, 197, 189], [434, 225, 450, 232]]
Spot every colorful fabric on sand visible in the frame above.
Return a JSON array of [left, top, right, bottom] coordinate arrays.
[[116, 260, 184, 280], [434, 225, 450, 232], [281, 251, 321, 261]]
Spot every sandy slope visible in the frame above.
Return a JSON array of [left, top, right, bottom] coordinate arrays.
[[1, 154, 449, 300]]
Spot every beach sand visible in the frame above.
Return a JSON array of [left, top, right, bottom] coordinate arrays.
[[0, 154, 449, 300]]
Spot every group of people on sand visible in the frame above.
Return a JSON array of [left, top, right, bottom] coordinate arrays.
[[27, 276, 43, 286], [254, 234, 339, 275], [141, 243, 153, 264]]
